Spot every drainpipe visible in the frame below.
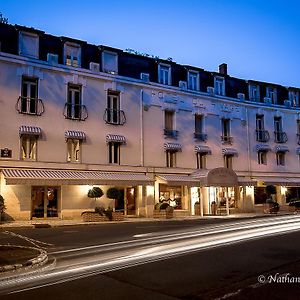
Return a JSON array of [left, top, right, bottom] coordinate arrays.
[[140, 90, 144, 166]]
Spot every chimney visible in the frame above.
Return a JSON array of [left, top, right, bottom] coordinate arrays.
[[219, 63, 227, 75]]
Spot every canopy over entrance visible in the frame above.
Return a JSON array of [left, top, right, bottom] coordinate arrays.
[[192, 167, 239, 187]]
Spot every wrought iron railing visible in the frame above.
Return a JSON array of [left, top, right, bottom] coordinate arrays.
[[194, 132, 208, 141], [274, 131, 288, 143], [16, 96, 45, 116], [221, 135, 233, 144], [164, 129, 179, 139], [256, 130, 270, 142], [63, 103, 88, 121], [103, 109, 126, 125]]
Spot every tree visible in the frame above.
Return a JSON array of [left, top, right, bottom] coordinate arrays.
[[87, 187, 103, 208], [106, 188, 122, 210], [0, 13, 8, 24]]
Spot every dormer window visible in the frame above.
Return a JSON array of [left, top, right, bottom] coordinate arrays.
[[266, 87, 277, 104], [102, 51, 118, 74], [249, 84, 260, 101], [64, 42, 81, 67], [289, 90, 299, 107], [214, 77, 225, 96], [188, 70, 199, 91], [158, 64, 171, 85], [19, 31, 39, 58]]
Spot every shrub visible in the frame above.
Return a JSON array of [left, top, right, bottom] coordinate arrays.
[[106, 188, 121, 200], [95, 206, 105, 216], [88, 187, 104, 199], [159, 202, 170, 210]]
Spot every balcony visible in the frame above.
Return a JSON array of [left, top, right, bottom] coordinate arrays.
[[221, 135, 233, 144], [256, 130, 270, 142], [16, 96, 45, 116], [274, 131, 288, 143], [194, 132, 207, 142], [63, 103, 88, 121], [104, 109, 126, 125], [164, 129, 178, 139]]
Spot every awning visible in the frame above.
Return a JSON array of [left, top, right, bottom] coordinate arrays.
[[222, 148, 238, 156], [65, 130, 86, 141], [156, 174, 199, 186], [19, 126, 42, 137], [195, 145, 212, 154], [256, 144, 271, 152], [275, 145, 289, 153], [106, 134, 126, 144], [2, 169, 153, 186], [252, 177, 300, 186], [164, 142, 182, 152]]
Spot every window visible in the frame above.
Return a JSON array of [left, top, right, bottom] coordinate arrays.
[[158, 64, 171, 85], [297, 120, 300, 145], [64, 43, 81, 67], [256, 114, 269, 142], [266, 87, 277, 104], [67, 139, 81, 162], [102, 51, 118, 74], [188, 71, 199, 91], [214, 77, 225, 96], [106, 90, 122, 124], [159, 184, 183, 209], [221, 118, 232, 143], [20, 76, 38, 114], [19, 31, 39, 58], [274, 116, 282, 132], [164, 110, 177, 138], [109, 142, 120, 164], [194, 114, 207, 141], [196, 153, 207, 169], [289, 90, 299, 107], [276, 152, 285, 166], [258, 151, 267, 165], [224, 155, 233, 169], [249, 84, 260, 101], [166, 150, 176, 167], [21, 135, 37, 160], [66, 84, 82, 119]]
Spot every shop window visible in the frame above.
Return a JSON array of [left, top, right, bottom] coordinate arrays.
[[21, 135, 37, 161], [159, 184, 182, 209], [254, 187, 268, 205], [285, 187, 300, 203], [108, 142, 120, 164], [67, 139, 81, 162]]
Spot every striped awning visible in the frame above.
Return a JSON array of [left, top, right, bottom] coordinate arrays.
[[106, 134, 126, 144], [19, 126, 42, 137], [157, 174, 199, 186], [65, 130, 86, 141], [164, 142, 182, 152], [194, 145, 212, 154], [275, 145, 289, 153], [222, 148, 238, 156], [2, 169, 153, 186], [256, 144, 271, 152]]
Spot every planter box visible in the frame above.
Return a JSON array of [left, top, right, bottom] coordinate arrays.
[[153, 210, 173, 219], [81, 211, 124, 222], [263, 203, 279, 214]]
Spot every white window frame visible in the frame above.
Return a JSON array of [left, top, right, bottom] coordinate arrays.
[[276, 152, 285, 166], [21, 135, 37, 161], [188, 70, 199, 91], [102, 50, 118, 74], [249, 84, 260, 101], [196, 152, 206, 169], [166, 150, 177, 167], [164, 110, 175, 131], [19, 31, 39, 58], [64, 42, 81, 67], [158, 64, 171, 85], [266, 86, 277, 104], [67, 139, 81, 163], [214, 76, 225, 96], [108, 142, 121, 164], [258, 151, 267, 165], [107, 90, 121, 124], [224, 154, 233, 169]]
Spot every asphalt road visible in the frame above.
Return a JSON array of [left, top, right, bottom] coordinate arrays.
[[1, 215, 300, 299]]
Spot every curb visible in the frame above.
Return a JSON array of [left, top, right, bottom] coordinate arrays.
[[0, 245, 48, 273]]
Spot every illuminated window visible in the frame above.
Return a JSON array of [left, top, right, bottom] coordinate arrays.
[[21, 136, 37, 160], [64, 42, 81, 67], [67, 139, 81, 162]]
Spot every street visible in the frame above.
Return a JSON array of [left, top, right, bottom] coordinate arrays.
[[1, 215, 300, 299]]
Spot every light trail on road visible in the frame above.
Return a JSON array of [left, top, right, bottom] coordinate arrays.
[[1, 215, 300, 295]]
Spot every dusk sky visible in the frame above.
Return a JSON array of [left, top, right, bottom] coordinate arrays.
[[2, 0, 300, 87]]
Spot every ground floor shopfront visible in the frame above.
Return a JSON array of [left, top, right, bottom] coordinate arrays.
[[0, 167, 299, 220]]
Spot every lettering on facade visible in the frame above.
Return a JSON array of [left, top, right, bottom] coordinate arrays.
[[193, 99, 206, 109], [207, 168, 238, 186], [1, 148, 12, 158]]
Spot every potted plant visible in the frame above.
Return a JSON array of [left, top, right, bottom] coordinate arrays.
[[0, 195, 5, 223], [153, 202, 174, 219], [88, 187, 104, 208], [106, 188, 122, 211]]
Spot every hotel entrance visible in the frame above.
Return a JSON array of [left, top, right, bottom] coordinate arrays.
[[32, 186, 59, 218]]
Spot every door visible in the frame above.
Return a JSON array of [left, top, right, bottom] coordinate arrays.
[[126, 187, 136, 215]]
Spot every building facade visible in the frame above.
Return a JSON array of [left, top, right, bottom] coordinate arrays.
[[0, 23, 300, 220]]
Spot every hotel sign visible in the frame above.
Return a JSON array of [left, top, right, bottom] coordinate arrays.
[[1, 148, 12, 158], [207, 168, 238, 187]]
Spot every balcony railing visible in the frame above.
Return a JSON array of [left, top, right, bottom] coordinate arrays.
[[164, 129, 178, 139], [104, 109, 126, 125], [256, 130, 270, 142], [194, 132, 207, 141], [274, 131, 288, 143], [16, 96, 45, 116], [221, 135, 233, 144], [63, 103, 88, 121]]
